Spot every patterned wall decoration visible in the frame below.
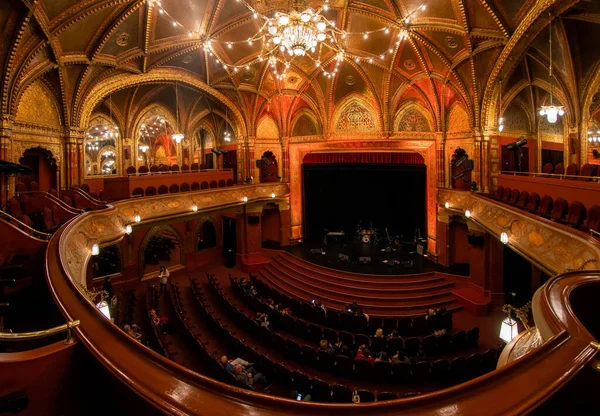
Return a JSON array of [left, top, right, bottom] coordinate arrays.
[[292, 114, 318, 136], [539, 113, 565, 143], [447, 104, 470, 132], [395, 105, 432, 132], [256, 116, 280, 138], [503, 104, 530, 132], [334, 101, 376, 133], [16, 81, 62, 126]]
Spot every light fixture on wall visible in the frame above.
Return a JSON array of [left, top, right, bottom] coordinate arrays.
[[223, 106, 231, 142], [499, 219, 518, 245], [139, 144, 149, 153], [271, 193, 276, 198], [444, 201, 450, 209], [465, 209, 471, 218], [192, 203, 198, 212], [243, 196, 248, 203], [91, 243, 100, 256], [172, 82, 184, 144], [134, 213, 141, 223], [499, 302, 532, 343], [538, 13, 565, 124], [125, 224, 132, 235]]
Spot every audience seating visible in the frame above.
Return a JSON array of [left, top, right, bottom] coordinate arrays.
[[218, 179, 227, 187], [565, 201, 586, 227], [181, 164, 190, 172], [139, 165, 149, 174], [508, 189, 520, 206], [126, 166, 136, 175], [132, 187, 144, 197], [525, 192, 540, 212], [554, 163, 564, 175], [550, 197, 568, 221], [201, 181, 209, 190], [516, 191, 528, 209], [191, 182, 200, 191], [538, 195, 553, 216], [169, 184, 180, 193], [146, 186, 157, 196], [566, 163, 578, 178], [542, 163, 553, 174], [158, 185, 169, 195], [586, 205, 600, 232], [171, 164, 180, 172], [210, 180, 218, 188], [181, 183, 190, 192], [494, 186, 504, 200], [227, 179, 234, 186], [501, 187, 511, 203], [580, 163, 597, 179]]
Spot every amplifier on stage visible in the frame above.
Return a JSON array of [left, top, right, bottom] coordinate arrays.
[[359, 256, 371, 264], [338, 254, 350, 263], [310, 248, 323, 254]]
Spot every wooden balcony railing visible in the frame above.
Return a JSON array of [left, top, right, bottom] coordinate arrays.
[[43, 187, 600, 415]]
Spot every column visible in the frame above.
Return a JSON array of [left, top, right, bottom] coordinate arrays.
[[281, 136, 290, 181], [436, 132, 446, 188], [480, 133, 490, 193], [489, 133, 500, 191], [436, 208, 451, 267], [473, 130, 483, 192], [0, 115, 14, 206], [65, 128, 85, 188]]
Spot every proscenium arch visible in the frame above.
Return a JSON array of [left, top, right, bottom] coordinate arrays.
[[76, 68, 248, 137]]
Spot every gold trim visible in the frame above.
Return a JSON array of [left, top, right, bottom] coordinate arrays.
[[0, 320, 80, 344]]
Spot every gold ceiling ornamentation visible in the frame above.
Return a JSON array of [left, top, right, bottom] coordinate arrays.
[[115, 33, 131, 47]]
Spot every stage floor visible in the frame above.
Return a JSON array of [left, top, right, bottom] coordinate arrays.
[[285, 238, 455, 276]]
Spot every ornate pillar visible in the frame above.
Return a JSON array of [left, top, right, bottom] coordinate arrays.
[[247, 137, 256, 181], [435, 131, 446, 188], [488, 133, 500, 191], [480, 132, 491, 193], [65, 128, 85, 188], [0, 115, 14, 206], [281, 136, 290, 181], [473, 130, 483, 192]]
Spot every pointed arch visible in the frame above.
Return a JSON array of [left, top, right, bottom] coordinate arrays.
[[394, 100, 434, 132], [332, 94, 380, 134]]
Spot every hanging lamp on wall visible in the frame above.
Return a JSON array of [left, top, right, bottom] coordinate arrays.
[[538, 13, 565, 124], [172, 82, 184, 144]]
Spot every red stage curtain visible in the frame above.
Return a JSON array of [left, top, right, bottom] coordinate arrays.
[[302, 152, 424, 165]]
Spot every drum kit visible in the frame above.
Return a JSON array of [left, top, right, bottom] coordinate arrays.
[[359, 228, 376, 244]]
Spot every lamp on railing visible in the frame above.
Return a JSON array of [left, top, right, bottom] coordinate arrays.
[[125, 224, 132, 235], [192, 203, 198, 212], [465, 209, 471, 218], [500, 232, 509, 244], [76, 282, 111, 321], [500, 302, 532, 343], [444, 201, 450, 209], [500, 219, 518, 245], [96, 296, 111, 320], [271, 193, 276, 199], [243, 196, 248, 203], [134, 213, 141, 223]]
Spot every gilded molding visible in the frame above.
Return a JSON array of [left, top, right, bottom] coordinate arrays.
[[438, 189, 600, 275]]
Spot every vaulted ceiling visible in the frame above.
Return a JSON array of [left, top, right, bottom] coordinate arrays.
[[2, 0, 600, 134]]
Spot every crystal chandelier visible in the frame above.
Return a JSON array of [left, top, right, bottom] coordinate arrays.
[[538, 13, 564, 124], [588, 130, 600, 145], [268, 9, 326, 57]]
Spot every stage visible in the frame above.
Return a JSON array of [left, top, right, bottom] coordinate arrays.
[[286, 236, 455, 276]]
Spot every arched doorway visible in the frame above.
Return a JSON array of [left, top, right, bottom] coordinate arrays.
[[19, 147, 58, 191], [261, 204, 281, 249]]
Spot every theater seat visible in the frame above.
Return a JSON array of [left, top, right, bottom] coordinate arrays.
[[158, 185, 169, 194], [516, 191, 528, 209], [585, 205, 600, 232], [542, 163, 553, 175], [501, 187, 511, 203], [566, 163, 578, 178], [509, 189, 520, 206], [138, 165, 149, 174], [580, 163, 596, 179], [526, 192, 540, 212], [494, 186, 504, 200], [538, 195, 553, 216], [554, 163, 564, 176], [565, 201, 586, 227], [550, 197, 568, 221]]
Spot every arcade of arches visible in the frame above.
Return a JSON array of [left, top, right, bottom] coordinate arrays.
[[2, 0, 600, 415]]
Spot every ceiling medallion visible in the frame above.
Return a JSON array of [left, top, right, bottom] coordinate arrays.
[[115, 33, 131, 47], [147, 0, 430, 81], [287, 76, 298, 84], [444, 36, 458, 49], [242, 71, 254, 81], [404, 59, 416, 70], [182, 55, 193, 64], [345, 75, 356, 85]]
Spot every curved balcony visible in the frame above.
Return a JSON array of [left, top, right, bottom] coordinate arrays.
[[44, 187, 600, 415]]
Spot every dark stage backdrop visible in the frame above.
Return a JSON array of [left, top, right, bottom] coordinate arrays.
[[303, 164, 426, 240]]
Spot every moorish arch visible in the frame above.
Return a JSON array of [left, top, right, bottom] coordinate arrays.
[[394, 101, 434, 133], [332, 94, 381, 134], [15, 80, 63, 127]]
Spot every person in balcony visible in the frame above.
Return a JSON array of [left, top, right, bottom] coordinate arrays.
[[232, 364, 271, 390], [387, 329, 400, 340], [375, 351, 390, 363], [220, 355, 254, 374], [374, 328, 384, 338], [158, 266, 170, 295], [391, 352, 410, 365], [355, 345, 374, 366], [318, 339, 335, 354]]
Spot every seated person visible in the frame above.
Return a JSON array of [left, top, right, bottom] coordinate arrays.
[[124, 324, 142, 343], [232, 364, 271, 390], [220, 355, 254, 374], [281, 307, 292, 316], [410, 349, 427, 364], [355, 345, 374, 366], [375, 351, 390, 363], [391, 352, 410, 365], [266, 299, 275, 310], [374, 328, 384, 338], [254, 312, 270, 329], [337, 344, 352, 358], [313, 300, 328, 317], [238, 278, 250, 291], [433, 328, 447, 337], [387, 329, 400, 340], [318, 339, 335, 354]]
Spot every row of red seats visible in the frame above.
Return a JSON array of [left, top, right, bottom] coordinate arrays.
[[131, 179, 234, 197], [126, 163, 210, 175], [494, 186, 600, 231], [542, 162, 599, 178]]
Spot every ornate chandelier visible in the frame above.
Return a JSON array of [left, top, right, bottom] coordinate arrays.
[[538, 13, 564, 124], [147, 0, 429, 80]]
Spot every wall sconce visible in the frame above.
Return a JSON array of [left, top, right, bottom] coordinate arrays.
[[134, 213, 141, 223], [91, 243, 100, 256], [243, 196, 248, 203], [500, 302, 532, 343], [271, 193, 276, 199], [125, 224, 132, 235], [192, 203, 198, 212], [444, 201, 450, 209], [500, 220, 518, 245], [465, 209, 471, 218], [96, 298, 111, 320]]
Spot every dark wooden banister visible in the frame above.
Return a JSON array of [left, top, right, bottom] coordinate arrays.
[[44, 189, 600, 415]]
